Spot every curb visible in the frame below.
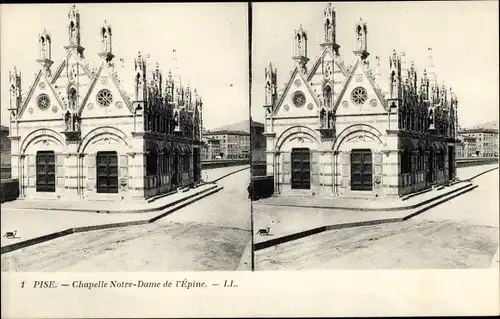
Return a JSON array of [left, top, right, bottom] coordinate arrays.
[[1, 185, 224, 254], [5, 184, 219, 214], [209, 166, 250, 183], [253, 184, 478, 251], [263, 181, 475, 212]]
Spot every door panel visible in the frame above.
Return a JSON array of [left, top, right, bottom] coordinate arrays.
[[291, 148, 310, 189], [96, 151, 119, 194], [351, 149, 373, 191], [36, 151, 56, 192]]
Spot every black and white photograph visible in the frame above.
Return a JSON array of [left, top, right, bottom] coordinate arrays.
[[1, 3, 251, 272], [1, 1, 499, 318], [250, 1, 499, 270]]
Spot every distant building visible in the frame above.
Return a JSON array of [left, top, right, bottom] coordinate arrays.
[[1, 125, 11, 179], [204, 120, 251, 159], [459, 121, 498, 157], [456, 135, 477, 158], [201, 137, 222, 160], [203, 130, 249, 159]]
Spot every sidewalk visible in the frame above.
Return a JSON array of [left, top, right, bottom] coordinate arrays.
[[1, 184, 224, 252], [1, 183, 219, 214], [1, 165, 250, 253], [256, 164, 498, 212]]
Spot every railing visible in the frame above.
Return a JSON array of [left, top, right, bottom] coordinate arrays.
[[456, 157, 498, 168], [201, 159, 250, 169]]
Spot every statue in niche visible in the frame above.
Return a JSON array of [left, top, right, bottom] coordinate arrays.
[[328, 110, 334, 129], [69, 21, 78, 45], [64, 111, 72, 131], [74, 115, 80, 131], [320, 108, 326, 128]]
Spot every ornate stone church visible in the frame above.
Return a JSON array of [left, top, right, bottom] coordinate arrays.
[[8, 5, 203, 201], [263, 3, 459, 198]]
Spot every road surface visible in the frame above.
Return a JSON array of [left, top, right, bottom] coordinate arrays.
[[255, 169, 499, 270], [2, 168, 251, 272]]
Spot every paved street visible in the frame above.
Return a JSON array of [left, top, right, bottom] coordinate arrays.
[[1, 168, 251, 272], [255, 167, 499, 270]]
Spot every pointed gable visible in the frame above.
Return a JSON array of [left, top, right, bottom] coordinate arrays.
[[51, 49, 95, 111], [273, 67, 321, 118], [334, 58, 389, 116], [17, 70, 67, 122], [80, 61, 133, 117]]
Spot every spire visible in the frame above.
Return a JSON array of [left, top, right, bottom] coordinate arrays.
[[65, 5, 84, 56], [98, 20, 114, 62], [374, 56, 381, 80], [353, 18, 369, 60], [427, 47, 437, 88], [321, 3, 340, 55], [264, 62, 278, 107], [293, 25, 309, 73], [400, 52, 408, 82], [9, 67, 22, 111], [37, 28, 53, 72], [134, 51, 147, 102], [171, 48, 182, 88]]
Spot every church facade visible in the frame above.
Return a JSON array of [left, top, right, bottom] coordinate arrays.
[[8, 5, 203, 201], [263, 3, 459, 198]]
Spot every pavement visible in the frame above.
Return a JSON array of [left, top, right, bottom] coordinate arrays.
[[1, 165, 249, 253], [253, 164, 498, 250], [2, 169, 251, 271], [255, 169, 499, 270]]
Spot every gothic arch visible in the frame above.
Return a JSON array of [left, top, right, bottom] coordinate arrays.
[[78, 126, 130, 153], [21, 128, 64, 154], [333, 124, 387, 152], [275, 125, 320, 152]]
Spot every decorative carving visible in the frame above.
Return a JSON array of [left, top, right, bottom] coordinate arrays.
[[294, 79, 302, 87], [39, 82, 46, 89], [52, 106, 58, 113], [307, 103, 314, 110], [283, 105, 289, 111], [28, 108, 34, 114], [342, 101, 349, 108], [351, 87, 368, 105], [37, 94, 50, 111], [292, 91, 306, 108], [370, 99, 378, 107]]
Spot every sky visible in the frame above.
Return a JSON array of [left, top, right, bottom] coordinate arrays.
[[251, 1, 499, 128], [0, 3, 249, 130]]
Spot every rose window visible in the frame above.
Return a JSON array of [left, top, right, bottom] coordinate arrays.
[[37, 94, 50, 111], [351, 87, 368, 105], [96, 89, 113, 107], [292, 91, 306, 108]]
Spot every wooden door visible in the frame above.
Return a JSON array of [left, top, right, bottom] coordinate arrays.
[[96, 151, 118, 193], [291, 148, 311, 189], [36, 151, 56, 192], [350, 149, 373, 191]]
